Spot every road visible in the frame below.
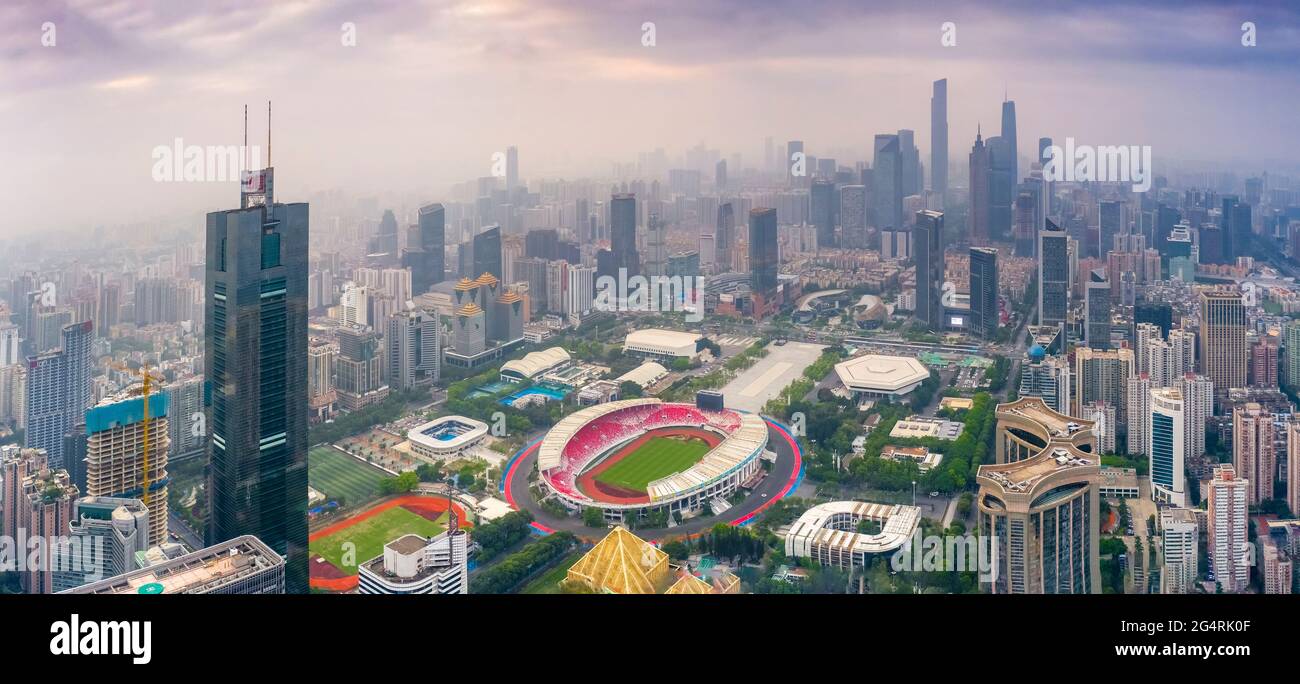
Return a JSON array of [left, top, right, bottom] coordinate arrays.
[[168, 511, 205, 552]]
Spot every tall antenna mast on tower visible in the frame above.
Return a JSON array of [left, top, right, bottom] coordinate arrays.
[[267, 100, 272, 167], [243, 104, 248, 173]]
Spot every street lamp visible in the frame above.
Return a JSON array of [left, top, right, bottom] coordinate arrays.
[[911, 480, 916, 507]]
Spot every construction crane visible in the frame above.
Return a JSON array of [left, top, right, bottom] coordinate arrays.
[[110, 362, 165, 507]]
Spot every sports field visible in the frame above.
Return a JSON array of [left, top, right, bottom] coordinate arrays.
[[595, 436, 711, 493], [310, 505, 448, 575], [308, 445, 387, 506]]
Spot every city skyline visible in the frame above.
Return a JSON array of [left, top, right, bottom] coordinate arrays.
[[3, 0, 1300, 236]]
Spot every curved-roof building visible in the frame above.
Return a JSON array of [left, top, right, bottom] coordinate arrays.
[[500, 347, 571, 382], [785, 501, 921, 568], [995, 396, 1096, 464], [834, 354, 930, 399]]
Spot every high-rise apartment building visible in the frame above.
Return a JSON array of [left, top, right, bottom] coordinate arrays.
[[1232, 402, 1275, 506], [1159, 508, 1198, 594], [1207, 464, 1249, 593], [1074, 347, 1134, 418], [385, 308, 441, 392], [25, 320, 93, 470]]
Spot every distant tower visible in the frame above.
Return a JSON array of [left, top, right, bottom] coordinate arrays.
[[931, 79, 948, 196]]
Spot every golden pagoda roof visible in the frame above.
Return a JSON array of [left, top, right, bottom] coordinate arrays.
[[475, 272, 500, 287], [710, 570, 741, 594], [496, 291, 522, 304], [665, 572, 713, 595], [455, 302, 484, 317], [453, 277, 477, 291], [564, 526, 669, 594]]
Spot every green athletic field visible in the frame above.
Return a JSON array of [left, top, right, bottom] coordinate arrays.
[[595, 436, 711, 493], [520, 551, 585, 594], [310, 507, 448, 575], [308, 446, 387, 506]]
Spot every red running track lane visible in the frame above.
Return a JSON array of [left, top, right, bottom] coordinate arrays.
[[502, 441, 552, 535], [728, 419, 802, 527], [308, 495, 472, 592]]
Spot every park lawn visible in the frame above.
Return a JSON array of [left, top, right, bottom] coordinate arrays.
[[308, 446, 387, 506], [519, 551, 585, 594], [595, 436, 711, 493], [310, 507, 447, 575]]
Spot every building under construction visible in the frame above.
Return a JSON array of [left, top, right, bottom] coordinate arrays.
[[84, 388, 170, 548]]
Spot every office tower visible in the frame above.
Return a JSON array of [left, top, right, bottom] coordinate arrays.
[[1199, 289, 1247, 392], [1135, 300, 1173, 337], [1038, 220, 1069, 329], [978, 437, 1099, 592], [0, 319, 17, 366], [1207, 464, 1249, 592], [505, 145, 519, 190], [96, 283, 120, 337], [204, 169, 309, 593], [810, 179, 836, 248], [609, 194, 639, 279], [715, 159, 727, 190], [386, 308, 441, 391], [306, 340, 337, 422], [1074, 347, 1133, 418], [1019, 347, 1071, 413], [898, 129, 922, 198], [451, 298, 486, 358], [544, 259, 568, 315], [873, 134, 903, 230], [513, 256, 548, 314], [64, 535, 285, 595], [840, 185, 867, 249], [53, 496, 150, 593], [644, 213, 667, 277], [968, 128, 990, 243], [369, 209, 400, 258], [403, 203, 446, 295], [25, 320, 93, 470], [1099, 200, 1126, 257], [1251, 336, 1279, 388], [786, 140, 804, 186], [1148, 386, 1187, 507], [335, 325, 388, 411], [84, 392, 170, 548], [969, 247, 998, 339], [524, 228, 559, 261], [748, 208, 780, 310], [716, 203, 736, 272], [1126, 373, 1152, 456], [1159, 508, 1198, 594], [491, 290, 524, 343], [1085, 269, 1110, 350], [357, 527, 469, 595], [986, 135, 1014, 241], [914, 210, 945, 332], [1232, 403, 1275, 506], [1013, 192, 1036, 257], [930, 78, 948, 196], [1000, 99, 1018, 193], [666, 250, 701, 280], [566, 265, 596, 325], [472, 225, 503, 283], [31, 308, 73, 353], [1179, 374, 1213, 467]]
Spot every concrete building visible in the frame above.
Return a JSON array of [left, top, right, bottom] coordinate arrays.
[[834, 354, 931, 402], [1207, 464, 1249, 593], [62, 535, 285, 594], [1232, 402, 1275, 506], [357, 527, 469, 595], [84, 392, 171, 548], [53, 496, 150, 593], [994, 396, 1096, 464], [1159, 507, 1198, 594], [623, 328, 702, 361], [1148, 386, 1187, 507], [1074, 347, 1134, 418], [1199, 289, 1247, 392]]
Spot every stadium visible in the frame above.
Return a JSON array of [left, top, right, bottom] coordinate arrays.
[[537, 398, 769, 522], [407, 415, 489, 460]]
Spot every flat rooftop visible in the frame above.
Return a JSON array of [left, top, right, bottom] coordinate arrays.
[[62, 535, 282, 594], [835, 354, 930, 393]]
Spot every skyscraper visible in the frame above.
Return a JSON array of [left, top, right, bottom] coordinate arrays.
[[1159, 508, 1198, 594], [1127, 373, 1152, 457], [402, 203, 446, 295], [914, 210, 945, 332], [1199, 289, 1247, 392], [1148, 386, 1187, 507], [840, 185, 867, 249], [1207, 464, 1249, 592], [786, 140, 804, 187], [25, 320, 93, 470], [609, 193, 639, 279], [716, 202, 736, 273], [872, 134, 903, 230], [84, 392, 171, 548], [930, 78, 948, 196], [1085, 268, 1110, 350], [968, 128, 990, 243], [1038, 220, 1069, 330], [205, 166, 309, 593], [1075, 347, 1134, 417], [505, 145, 519, 190], [748, 208, 779, 303], [1232, 402, 1275, 506], [898, 129, 922, 198], [53, 496, 150, 593], [969, 247, 998, 339], [810, 178, 836, 248], [472, 225, 503, 283], [385, 308, 441, 391], [986, 135, 1014, 240]]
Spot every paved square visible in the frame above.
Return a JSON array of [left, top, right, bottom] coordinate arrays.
[[720, 341, 827, 413]]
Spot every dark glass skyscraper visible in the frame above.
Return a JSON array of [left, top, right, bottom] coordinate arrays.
[[810, 178, 836, 248], [25, 320, 93, 470], [872, 134, 902, 230], [969, 247, 998, 339], [205, 168, 309, 593], [402, 202, 445, 295], [987, 135, 1014, 241], [968, 128, 989, 243], [610, 193, 639, 278], [472, 225, 503, 281], [931, 79, 948, 196], [1038, 219, 1070, 329], [748, 208, 779, 298], [1000, 99, 1018, 189], [716, 202, 735, 272], [914, 210, 945, 332]]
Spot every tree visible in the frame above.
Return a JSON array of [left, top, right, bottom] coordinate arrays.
[[619, 381, 644, 399], [582, 506, 605, 527]]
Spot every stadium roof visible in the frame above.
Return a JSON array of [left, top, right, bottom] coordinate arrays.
[[616, 361, 667, 388], [500, 347, 571, 379], [834, 354, 930, 394], [785, 501, 921, 558], [624, 328, 701, 357], [565, 526, 669, 594], [538, 398, 662, 471], [647, 412, 767, 502]]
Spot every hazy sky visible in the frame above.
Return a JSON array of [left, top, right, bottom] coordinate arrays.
[[2, 0, 1298, 237]]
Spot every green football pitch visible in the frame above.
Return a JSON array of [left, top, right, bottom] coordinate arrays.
[[308, 446, 387, 506], [595, 436, 711, 493], [310, 506, 448, 575]]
